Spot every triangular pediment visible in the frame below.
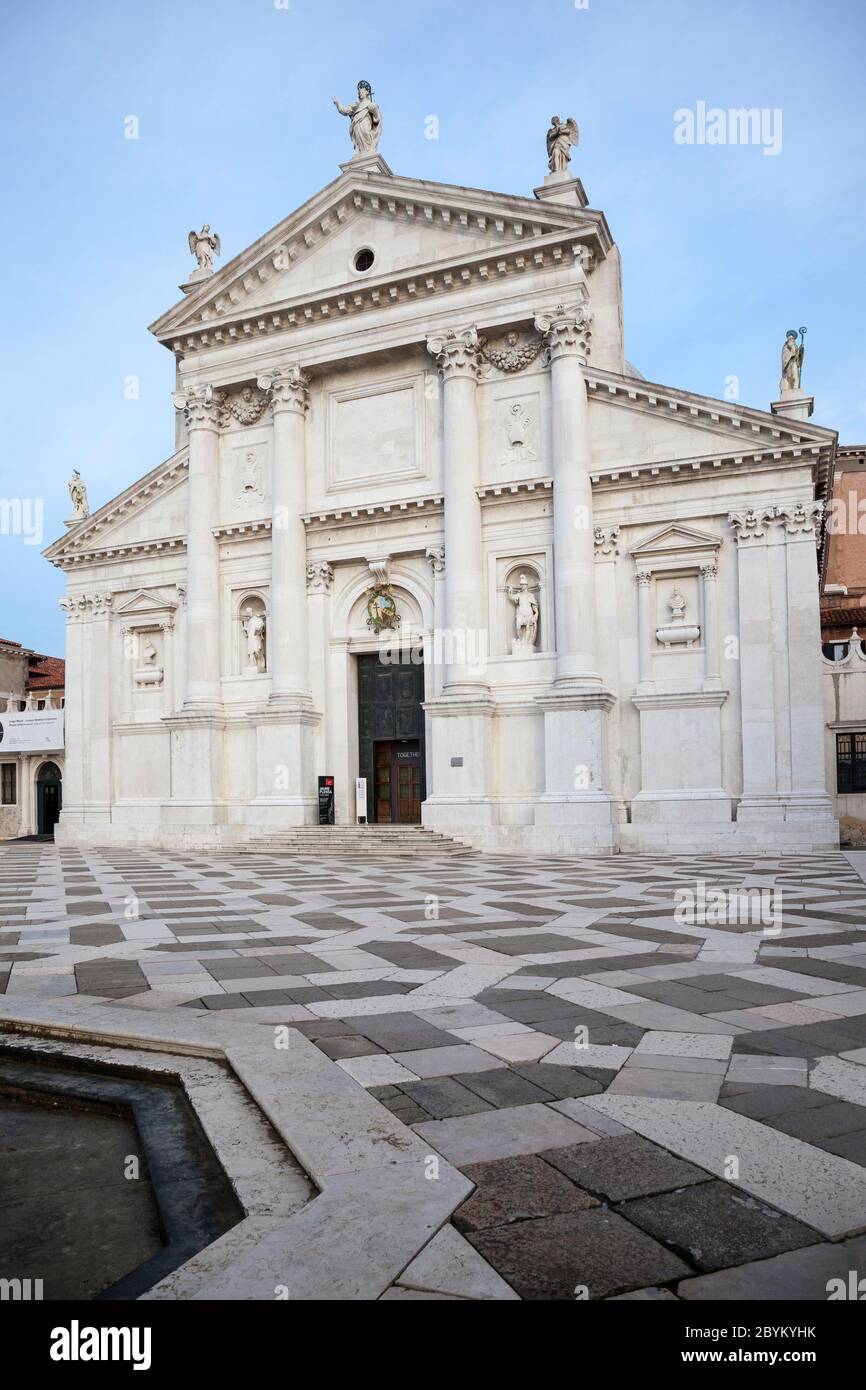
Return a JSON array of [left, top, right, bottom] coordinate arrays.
[[631, 523, 720, 558], [115, 588, 178, 617], [44, 450, 189, 569], [150, 168, 610, 347]]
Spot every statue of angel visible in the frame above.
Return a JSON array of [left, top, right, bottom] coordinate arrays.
[[333, 81, 382, 156], [546, 115, 579, 175], [188, 224, 221, 275], [68, 469, 90, 520]]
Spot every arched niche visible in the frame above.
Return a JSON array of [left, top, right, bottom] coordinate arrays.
[[236, 591, 268, 674]]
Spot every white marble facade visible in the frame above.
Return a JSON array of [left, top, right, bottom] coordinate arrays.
[[45, 148, 839, 852]]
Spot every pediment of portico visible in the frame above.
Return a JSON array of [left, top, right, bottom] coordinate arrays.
[[150, 168, 611, 357]]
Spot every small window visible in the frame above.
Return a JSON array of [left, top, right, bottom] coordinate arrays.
[[1, 764, 16, 805], [353, 247, 375, 273], [837, 732, 866, 793], [823, 642, 850, 662]]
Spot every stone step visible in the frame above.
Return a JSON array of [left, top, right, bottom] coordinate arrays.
[[243, 827, 473, 854]]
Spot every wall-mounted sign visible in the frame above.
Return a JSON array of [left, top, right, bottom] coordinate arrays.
[[0, 710, 64, 753], [317, 775, 335, 825], [355, 777, 367, 823]]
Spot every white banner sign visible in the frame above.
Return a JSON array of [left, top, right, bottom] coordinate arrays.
[[0, 709, 64, 753], [355, 776, 367, 821]]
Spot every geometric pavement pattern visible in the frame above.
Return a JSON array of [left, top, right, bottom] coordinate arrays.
[[4, 841, 866, 1299]]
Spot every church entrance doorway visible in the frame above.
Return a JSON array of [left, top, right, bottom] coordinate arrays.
[[357, 652, 425, 824], [36, 761, 62, 837]]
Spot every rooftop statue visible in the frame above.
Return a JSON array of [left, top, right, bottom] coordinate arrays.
[[188, 224, 221, 276], [780, 327, 807, 395], [546, 115, 579, 174], [333, 81, 382, 156]]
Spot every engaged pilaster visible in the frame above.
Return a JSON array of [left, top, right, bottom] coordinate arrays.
[[426, 327, 488, 695], [173, 384, 221, 710], [258, 365, 312, 707]]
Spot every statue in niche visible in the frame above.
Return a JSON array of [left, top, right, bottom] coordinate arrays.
[[669, 587, 687, 622], [68, 469, 90, 520], [188, 224, 221, 275], [780, 327, 806, 395], [656, 584, 700, 648], [242, 606, 267, 672], [142, 636, 158, 665], [507, 573, 540, 653], [333, 81, 382, 156], [546, 115, 579, 174]]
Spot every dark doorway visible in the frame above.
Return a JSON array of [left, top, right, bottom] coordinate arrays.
[[357, 653, 425, 824], [37, 761, 62, 837]]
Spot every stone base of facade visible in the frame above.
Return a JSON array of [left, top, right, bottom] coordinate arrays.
[[53, 792, 839, 854]]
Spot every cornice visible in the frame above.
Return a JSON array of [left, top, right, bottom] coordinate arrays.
[[476, 478, 553, 503], [151, 170, 611, 345], [302, 493, 444, 530], [158, 227, 603, 358], [589, 442, 825, 492], [44, 450, 189, 567]]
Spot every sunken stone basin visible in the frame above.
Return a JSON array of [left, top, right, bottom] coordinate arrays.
[[0, 1039, 245, 1299]]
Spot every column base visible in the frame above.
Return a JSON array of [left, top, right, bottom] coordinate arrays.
[[248, 704, 321, 824]]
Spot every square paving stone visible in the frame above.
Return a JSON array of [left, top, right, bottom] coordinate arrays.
[[619, 1180, 819, 1273], [467, 1209, 692, 1300], [454, 1155, 597, 1233], [368, 1087, 431, 1126], [316, 1035, 385, 1061], [509, 1064, 602, 1101], [541, 1133, 711, 1202], [455, 1068, 558, 1109], [413, 1102, 598, 1165], [400, 1077, 493, 1119], [356, 1012, 459, 1052], [815, 1129, 866, 1165], [766, 1101, 866, 1144]]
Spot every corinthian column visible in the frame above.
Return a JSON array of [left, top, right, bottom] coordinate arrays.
[[173, 384, 221, 709], [535, 302, 600, 688], [426, 327, 488, 693], [258, 365, 311, 706]]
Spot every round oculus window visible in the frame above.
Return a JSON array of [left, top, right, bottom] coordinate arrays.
[[353, 247, 375, 273]]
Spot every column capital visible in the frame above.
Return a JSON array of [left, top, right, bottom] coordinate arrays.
[[426, 325, 481, 381], [172, 383, 220, 429], [258, 364, 310, 415], [534, 302, 593, 363], [306, 560, 334, 593], [425, 544, 446, 575], [636, 569, 654, 587], [700, 562, 719, 581]]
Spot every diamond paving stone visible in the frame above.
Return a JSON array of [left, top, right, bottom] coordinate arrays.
[[512, 1063, 603, 1100], [541, 1134, 712, 1203], [454, 1155, 598, 1233], [454, 1068, 558, 1109], [467, 1209, 692, 1301], [619, 1180, 820, 1273]]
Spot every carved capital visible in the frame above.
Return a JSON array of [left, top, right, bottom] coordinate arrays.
[[425, 544, 446, 576], [306, 561, 334, 593], [172, 383, 220, 430], [779, 500, 823, 541], [700, 562, 719, 581], [728, 507, 781, 543], [426, 326, 481, 381], [534, 302, 593, 364], [258, 365, 309, 415], [593, 526, 620, 559], [636, 569, 654, 588]]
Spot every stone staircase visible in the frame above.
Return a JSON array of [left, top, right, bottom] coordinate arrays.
[[240, 825, 475, 855]]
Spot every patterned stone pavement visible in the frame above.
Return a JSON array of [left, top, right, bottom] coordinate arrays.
[[4, 839, 866, 1299]]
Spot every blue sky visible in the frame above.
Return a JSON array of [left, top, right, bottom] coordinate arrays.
[[1, 0, 864, 656]]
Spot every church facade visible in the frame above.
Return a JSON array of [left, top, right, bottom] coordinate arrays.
[[45, 108, 839, 853]]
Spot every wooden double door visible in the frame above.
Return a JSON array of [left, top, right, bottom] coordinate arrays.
[[374, 741, 422, 824], [357, 653, 425, 824]]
